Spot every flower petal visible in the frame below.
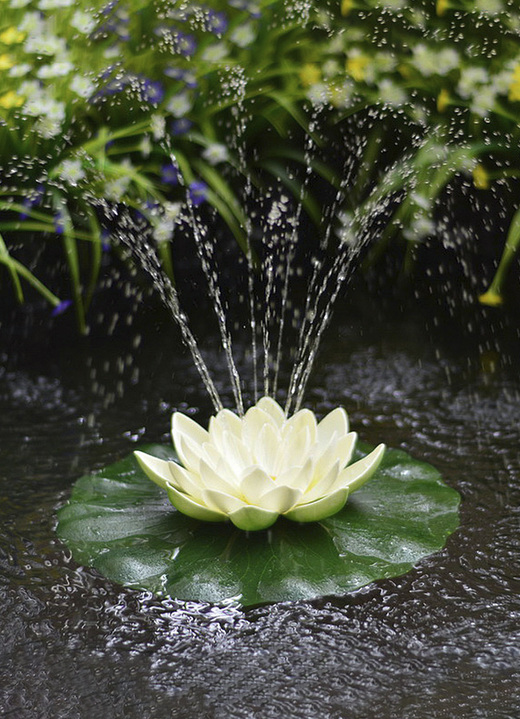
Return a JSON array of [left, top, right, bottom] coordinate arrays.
[[317, 407, 349, 444], [259, 485, 303, 513], [276, 458, 314, 493], [283, 409, 317, 444], [332, 444, 386, 493], [256, 396, 285, 427], [213, 408, 242, 436], [278, 425, 311, 473], [242, 406, 277, 447], [312, 431, 357, 481], [199, 458, 238, 495], [302, 461, 340, 503], [166, 485, 226, 522], [254, 422, 280, 475], [284, 487, 349, 523], [202, 488, 246, 514], [134, 451, 174, 490], [171, 412, 209, 451], [167, 460, 204, 500], [239, 466, 275, 505], [176, 435, 202, 473], [227, 505, 279, 531]]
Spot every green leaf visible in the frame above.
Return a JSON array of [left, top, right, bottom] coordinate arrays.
[[56, 443, 460, 607]]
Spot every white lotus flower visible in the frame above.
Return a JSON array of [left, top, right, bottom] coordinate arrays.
[[135, 397, 385, 532]]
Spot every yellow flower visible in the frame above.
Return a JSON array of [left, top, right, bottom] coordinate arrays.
[[436, 0, 449, 15], [341, 0, 354, 15], [0, 27, 26, 45], [346, 54, 369, 82], [437, 88, 450, 112], [0, 90, 25, 109], [473, 164, 490, 190], [300, 64, 321, 87], [508, 67, 520, 102], [479, 289, 503, 307], [0, 53, 14, 70]]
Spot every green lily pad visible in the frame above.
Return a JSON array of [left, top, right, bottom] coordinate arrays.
[[56, 444, 460, 606]]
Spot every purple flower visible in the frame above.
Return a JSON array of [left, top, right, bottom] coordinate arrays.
[[52, 299, 73, 317], [170, 118, 192, 136], [19, 184, 44, 220], [101, 230, 111, 252], [140, 79, 164, 105], [188, 181, 209, 206], [161, 163, 180, 185], [206, 11, 228, 34], [174, 32, 197, 57], [164, 67, 197, 88]]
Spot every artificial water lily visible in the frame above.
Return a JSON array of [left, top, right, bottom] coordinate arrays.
[[135, 397, 385, 532]]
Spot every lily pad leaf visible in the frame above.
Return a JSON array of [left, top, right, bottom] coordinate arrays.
[[56, 444, 460, 606]]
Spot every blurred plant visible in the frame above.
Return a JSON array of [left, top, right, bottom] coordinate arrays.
[[1, 0, 520, 329]]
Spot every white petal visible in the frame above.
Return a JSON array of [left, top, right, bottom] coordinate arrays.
[[202, 488, 246, 514], [256, 396, 285, 427], [284, 487, 349, 523], [213, 408, 242, 436], [199, 458, 238, 495], [278, 425, 311, 473], [302, 461, 340, 503], [171, 412, 209, 451], [242, 406, 276, 447], [254, 422, 279, 475], [167, 460, 205, 500], [317, 407, 349, 444], [222, 430, 254, 475], [259, 485, 303, 513], [239, 466, 275, 505], [283, 409, 317, 444], [166, 485, 226, 522], [134, 451, 174, 491], [331, 444, 386, 494], [227, 504, 279, 531], [312, 431, 357, 481], [176, 435, 202, 473], [276, 458, 314, 493]]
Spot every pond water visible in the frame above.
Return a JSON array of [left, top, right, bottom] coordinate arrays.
[[1, 282, 519, 718]]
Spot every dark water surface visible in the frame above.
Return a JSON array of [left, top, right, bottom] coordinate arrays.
[[1, 287, 519, 719]]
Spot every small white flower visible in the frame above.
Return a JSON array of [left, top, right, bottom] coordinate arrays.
[[139, 136, 152, 157], [202, 143, 229, 165], [201, 42, 228, 63], [10, 0, 31, 7], [9, 63, 32, 77], [458, 67, 488, 99], [470, 86, 497, 117], [57, 159, 85, 186], [412, 44, 458, 77], [306, 81, 330, 107], [70, 75, 95, 99], [230, 23, 256, 48], [166, 92, 192, 118], [150, 113, 165, 140], [475, 0, 502, 13], [152, 219, 174, 243], [37, 61, 74, 79], [163, 201, 182, 221], [104, 176, 131, 202], [25, 34, 67, 56], [135, 397, 386, 531], [379, 79, 406, 106], [39, 0, 74, 6], [70, 10, 97, 35], [35, 116, 62, 138]]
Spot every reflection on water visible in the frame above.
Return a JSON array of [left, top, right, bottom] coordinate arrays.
[[1, 290, 519, 718]]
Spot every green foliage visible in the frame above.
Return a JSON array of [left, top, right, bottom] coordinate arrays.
[[1, 0, 520, 323], [56, 443, 460, 606]]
